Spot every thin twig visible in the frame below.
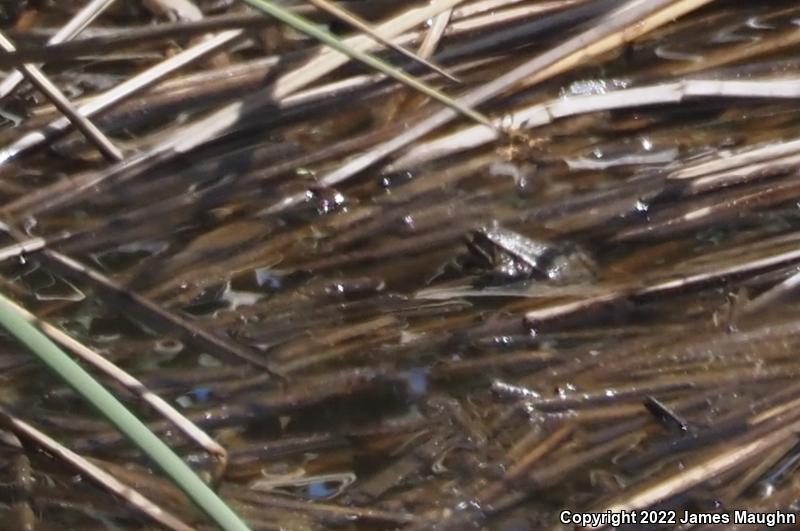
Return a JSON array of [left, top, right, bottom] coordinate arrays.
[[2, 0, 466, 215], [391, 78, 800, 170], [307, 0, 460, 82], [417, 7, 452, 59], [315, 0, 715, 190], [0, 30, 242, 164], [238, 0, 490, 126], [0, 0, 117, 99], [525, 236, 800, 324], [1, 294, 228, 468], [0, 406, 195, 531], [0, 292, 252, 531], [593, 413, 800, 529], [0, 30, 122, 162]]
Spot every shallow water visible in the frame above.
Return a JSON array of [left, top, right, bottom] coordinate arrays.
[[2, 1, 800, 530]]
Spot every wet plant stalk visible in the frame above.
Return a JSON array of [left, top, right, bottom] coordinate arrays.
[[0, 0, 117, 98], [0, 31, 122, 161], [236, 0, 493, 128], [0, 292, 252, 531]]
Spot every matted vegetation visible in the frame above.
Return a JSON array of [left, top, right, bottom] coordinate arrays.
[[0, 1, 799, 529]]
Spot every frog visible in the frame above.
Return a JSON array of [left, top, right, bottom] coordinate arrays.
[[466, 223, 595, 285]]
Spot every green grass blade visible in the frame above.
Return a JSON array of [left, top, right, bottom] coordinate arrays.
[[0, 292, 252, 531], [238, 0, 494, 128], [306, 0, 460, 82]]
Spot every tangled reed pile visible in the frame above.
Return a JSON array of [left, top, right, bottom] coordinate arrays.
[[1, 0, 800, 529]]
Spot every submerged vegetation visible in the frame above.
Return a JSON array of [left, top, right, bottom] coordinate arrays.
[[0, 0, 800, 529]]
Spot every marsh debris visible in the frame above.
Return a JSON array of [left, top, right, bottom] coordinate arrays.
[[1, 0, 800, 529]]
